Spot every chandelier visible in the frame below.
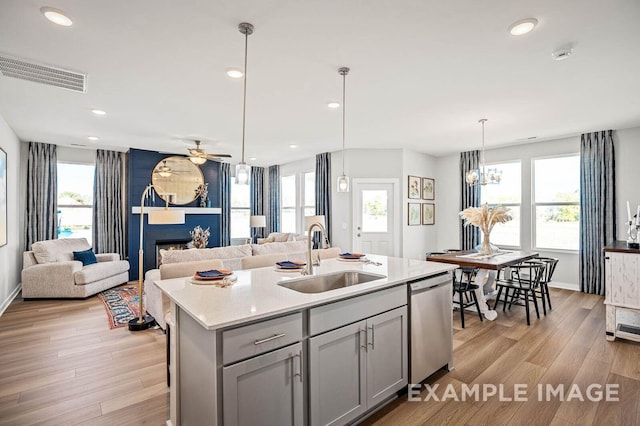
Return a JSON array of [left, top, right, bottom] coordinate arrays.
[[466, 119, 502, 186]]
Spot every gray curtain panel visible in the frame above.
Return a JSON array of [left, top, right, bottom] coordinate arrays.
[[580, 130, 616, 295], [25, 142, 57, 249], [220, 163, 231, 246], [460, 150, 481, 250], [250, 166, 265, 241], [268, 165, 280, 234], [315, 152, 332, 246], [93, 150, 126, 257]]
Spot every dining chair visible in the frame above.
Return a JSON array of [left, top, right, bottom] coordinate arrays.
[[452, 267, 483, 328], [494, 260, 546, 326], [534, 257, 559, 311]]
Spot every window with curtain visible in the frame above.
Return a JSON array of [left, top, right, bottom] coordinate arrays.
[[57, 163, 94, 244], [231, 178, 251, 239], [280, 171, 315, 234], [480, 161, 521, 247], [534, 155, 580, 250]]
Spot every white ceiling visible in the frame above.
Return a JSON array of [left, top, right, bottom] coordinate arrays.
[[0, 0, 639, 165]]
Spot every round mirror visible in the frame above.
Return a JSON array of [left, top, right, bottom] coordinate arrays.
[[151, 156, 204, 205]]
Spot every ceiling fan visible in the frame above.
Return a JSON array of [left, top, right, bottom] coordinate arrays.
[[187, 140, 232, 165], [152, 160, 184, 178]]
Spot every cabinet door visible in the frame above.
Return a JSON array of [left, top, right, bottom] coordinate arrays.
[[366, 306, 408, 408], [309, 321, 367, 426], [608, 252, 640, 308], [223, 342, 303, 426]]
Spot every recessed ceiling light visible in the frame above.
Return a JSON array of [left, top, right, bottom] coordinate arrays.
[[248, 157, 257, 161], [40, 7, 73, 27], [91, 109, 106, 116], [327, 102, 340, 109], [508, 18, 538, 36], [289, 144, 298, 149], [87, 136, 99, 141], [226, 68, 243, 78]]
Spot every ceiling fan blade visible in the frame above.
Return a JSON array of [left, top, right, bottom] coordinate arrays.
[[206, 154, 232, 159]]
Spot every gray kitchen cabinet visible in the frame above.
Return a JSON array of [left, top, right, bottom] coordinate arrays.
[[309, 306, 408, 426], [366, 306, 408, 408], [223, 342, 304, 426], [309, 321, 367, 426]]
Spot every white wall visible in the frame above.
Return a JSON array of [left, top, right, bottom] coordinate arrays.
[[436, 136, 581, 287], [614, 127, 640, 240], [0, 114, 23, 313]]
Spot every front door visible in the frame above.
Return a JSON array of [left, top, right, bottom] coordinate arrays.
[[353, 181, 397, 256]]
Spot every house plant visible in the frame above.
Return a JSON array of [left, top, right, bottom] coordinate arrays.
[[190, 225, 210, 249], [459, 204, 512, 254]]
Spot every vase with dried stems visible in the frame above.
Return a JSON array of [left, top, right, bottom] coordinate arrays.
[[459, 204, 512, 255]]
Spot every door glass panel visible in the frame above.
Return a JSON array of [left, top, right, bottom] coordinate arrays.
[[362, 190, 388, 232]]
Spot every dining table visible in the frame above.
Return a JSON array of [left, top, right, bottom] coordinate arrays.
[[427, 250, 539, 320]]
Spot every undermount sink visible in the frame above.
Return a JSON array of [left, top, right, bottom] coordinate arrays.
[[278, 271, 386, 294]]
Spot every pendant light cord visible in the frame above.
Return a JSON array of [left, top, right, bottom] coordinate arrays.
[[342, 71, 346, 174], [241, 27, 249, 164]]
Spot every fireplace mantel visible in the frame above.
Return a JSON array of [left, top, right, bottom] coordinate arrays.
[[131, 206, 221, 215]]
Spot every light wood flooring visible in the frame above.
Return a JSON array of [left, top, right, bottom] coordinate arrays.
[[1, 287, 639, 425], [0, 287, 168, 425]]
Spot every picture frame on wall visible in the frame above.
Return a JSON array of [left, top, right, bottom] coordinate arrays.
[[408, 175, 421, 199], [422, 203, 435, 225], [0, 147, 6, 247], [422, 177, 435, 200], [408, 203, 421, 226]]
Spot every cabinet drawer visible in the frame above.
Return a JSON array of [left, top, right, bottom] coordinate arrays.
[[309, 285, 407, 336], [222, 312, 303, 365]]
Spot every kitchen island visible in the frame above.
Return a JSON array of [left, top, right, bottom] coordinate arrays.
[[155, 255, 457, 426]]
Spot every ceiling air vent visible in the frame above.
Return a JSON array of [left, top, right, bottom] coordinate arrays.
[[0, 54, 86, 93]]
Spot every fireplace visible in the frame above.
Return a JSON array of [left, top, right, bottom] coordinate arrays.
[[155, 239, 191, 268]]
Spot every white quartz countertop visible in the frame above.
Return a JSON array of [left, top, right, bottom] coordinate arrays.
[[154, 255, 458, 330]]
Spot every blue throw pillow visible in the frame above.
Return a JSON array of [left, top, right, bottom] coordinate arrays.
[[73, 248, 98, 266]]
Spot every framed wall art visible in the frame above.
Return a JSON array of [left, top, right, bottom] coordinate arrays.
[[408, 203, 421, 226], [0, 147, 6, 247], [422, 177, 435, 200], [422, 203, 435, 225], [408, 175, 421, 199]]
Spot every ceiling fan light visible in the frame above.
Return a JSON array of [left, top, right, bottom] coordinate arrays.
[[235, 162, 250, 185], [158, 171, 172, 178], [189, 155, 206, 165]]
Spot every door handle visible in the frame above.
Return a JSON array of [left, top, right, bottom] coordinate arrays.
[[360, 328, 367, 352], [368, 325, 375, 349], [357, 233, 361, 237], [293, 349, 303, 383], [254, 333, 286, 345]]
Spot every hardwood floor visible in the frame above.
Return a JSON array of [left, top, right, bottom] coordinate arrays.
[[1, 287, 638, 425], [364, 288, 640, 426], [0, 287, 168, 425]]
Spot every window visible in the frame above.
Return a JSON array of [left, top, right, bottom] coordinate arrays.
[[280, 171, 315, 234], [231, 178, 250, 239], [57, 163, 94, 244], [281, 175, 297, 233], [480, 161, 521, 247], [533, 155, 580, 250]]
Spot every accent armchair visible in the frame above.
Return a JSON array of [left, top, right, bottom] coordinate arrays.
[[21, 238, 130, 299]]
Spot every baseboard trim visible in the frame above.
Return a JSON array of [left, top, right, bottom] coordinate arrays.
[[0, 283, 22, 317], [548, 281, 579, 292]]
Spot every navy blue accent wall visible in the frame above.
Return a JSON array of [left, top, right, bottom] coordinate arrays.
[[127, 148, 221, 280]]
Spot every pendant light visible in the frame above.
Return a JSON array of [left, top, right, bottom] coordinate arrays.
[[236, 22, 254, 185], [466, 119, 502, 186], [337, 67, 350, 192]]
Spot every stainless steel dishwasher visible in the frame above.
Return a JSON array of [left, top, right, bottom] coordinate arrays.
[[408, 272, 454, 384]]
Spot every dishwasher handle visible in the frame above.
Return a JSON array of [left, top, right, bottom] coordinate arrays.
[[409, 272, 451, 292]]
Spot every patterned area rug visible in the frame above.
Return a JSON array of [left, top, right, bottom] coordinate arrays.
[[97, 285, 146, 329]]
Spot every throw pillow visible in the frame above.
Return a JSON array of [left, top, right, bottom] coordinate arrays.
[[73, 248, 98, 266]]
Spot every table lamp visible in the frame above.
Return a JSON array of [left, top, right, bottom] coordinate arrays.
[[250, 215, 266, 243], [129, 184, 185, 331]]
